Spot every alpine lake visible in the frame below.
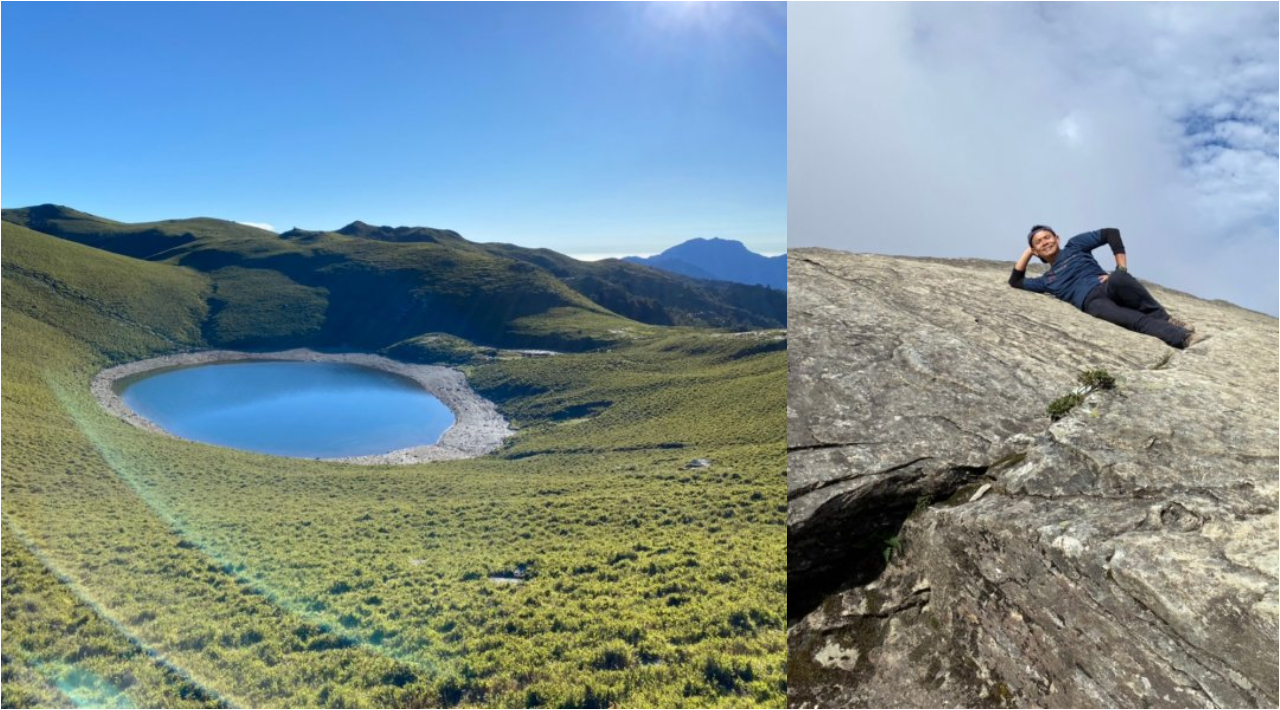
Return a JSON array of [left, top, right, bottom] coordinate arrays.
[[116, 360, 456, 458]]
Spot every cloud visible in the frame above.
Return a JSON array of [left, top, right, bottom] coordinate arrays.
[[789, 3, 1278, 315], [1057, 114, 1083, 146], [236, 221, 277, 233], [566, 252, 650, 262]]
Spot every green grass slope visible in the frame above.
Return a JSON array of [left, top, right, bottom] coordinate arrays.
[[3, 205, 623, 352], [477, 242, 786, 330], [1, 218, 786, 708], [2, 206, 785, 353]]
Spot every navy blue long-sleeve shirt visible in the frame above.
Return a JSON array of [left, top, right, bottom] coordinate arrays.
[[1009, 228, 1126, 310]]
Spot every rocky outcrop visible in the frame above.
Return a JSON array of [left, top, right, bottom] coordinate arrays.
[[788, 249, 1278, 708]]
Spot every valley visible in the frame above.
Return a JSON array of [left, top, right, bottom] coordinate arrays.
[[0, 209, 786, 708]]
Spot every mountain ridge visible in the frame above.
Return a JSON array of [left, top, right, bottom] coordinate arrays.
[[623, 237, 786, 290], [2, 204, 786, 351]]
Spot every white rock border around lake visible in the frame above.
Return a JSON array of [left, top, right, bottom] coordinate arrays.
[[91, 349, 514, 465]]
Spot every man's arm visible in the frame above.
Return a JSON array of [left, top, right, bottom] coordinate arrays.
[[1009, 247, 1047, 292], [1100, 227, 1127, 270]]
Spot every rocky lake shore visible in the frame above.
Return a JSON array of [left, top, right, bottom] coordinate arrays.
[[92, 348, 513, 465]]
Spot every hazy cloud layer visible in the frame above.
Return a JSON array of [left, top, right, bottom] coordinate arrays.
[[789, 3, 1278, 315], [235, 221, 277, 234]]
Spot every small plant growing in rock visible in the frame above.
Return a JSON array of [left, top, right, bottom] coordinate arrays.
[[1046, 392, 1084, 420], [1046, 368, 1116, 421], [1077, 369, 1116, 391], [881, 535, 902, 562]]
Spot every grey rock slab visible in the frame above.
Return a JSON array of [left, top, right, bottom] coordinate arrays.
[[788, 249, 1278, 708]]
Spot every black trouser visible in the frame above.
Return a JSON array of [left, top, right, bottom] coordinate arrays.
[[1082, 270, 1188, 348]]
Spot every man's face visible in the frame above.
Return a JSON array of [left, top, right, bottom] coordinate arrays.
[[1030, 229, 1059, 260]]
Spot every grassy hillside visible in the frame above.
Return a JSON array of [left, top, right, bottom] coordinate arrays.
[[0, 219, 786, 708], [2, 206, 785, 352], [477, 242, 786, 329]]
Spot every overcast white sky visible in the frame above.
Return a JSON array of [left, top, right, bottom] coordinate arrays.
[[789, 2, 1278, 316]]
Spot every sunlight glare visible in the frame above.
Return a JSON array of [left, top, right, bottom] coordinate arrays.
[[645, 1, 733, 34]]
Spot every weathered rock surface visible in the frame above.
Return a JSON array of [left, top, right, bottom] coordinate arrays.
[[788, 249, 1278, 708]]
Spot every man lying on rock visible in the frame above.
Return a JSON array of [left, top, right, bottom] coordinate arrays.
[[1009, 225, 1202, 348]]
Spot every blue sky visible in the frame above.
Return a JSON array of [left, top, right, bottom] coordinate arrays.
[[790, 3, 1278, 315], [2, 2, 785, 258]]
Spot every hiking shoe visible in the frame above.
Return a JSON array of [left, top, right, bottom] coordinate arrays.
[[1181, 331, 1208, 349], [1168, 316, 1195, 333]]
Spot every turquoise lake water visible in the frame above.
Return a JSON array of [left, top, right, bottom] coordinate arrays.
[[118, 361, 456, 458]]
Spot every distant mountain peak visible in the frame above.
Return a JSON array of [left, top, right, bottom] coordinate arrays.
[[683, 236, 739, 245], [664, 237, 753, 254], [624, 237, 785, 290]]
